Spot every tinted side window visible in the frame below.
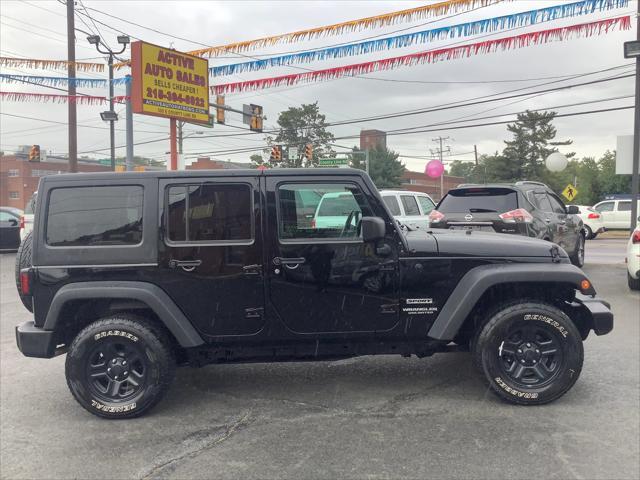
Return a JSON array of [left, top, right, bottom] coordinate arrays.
[[595, 202, 614, 212], [548, 194, 566, 214], [618, 201, 631, 212], [401, 195, 420, 216], [417, 196, 435, 214], [382, 196, 401, 216], [534, 192, 553, 212], [279, 183, 372, 240], [167, 183, 252, 242], [46, 186, 143, 246]]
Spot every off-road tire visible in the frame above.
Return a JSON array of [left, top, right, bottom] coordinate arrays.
[[473, 301, 584, 405], [628, 272, 640, 291], [14, 231, 33, 312], [569, 233, 585, 267], [65, 314, 175, 419]]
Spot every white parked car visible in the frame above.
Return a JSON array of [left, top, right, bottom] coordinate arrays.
[[19, 191, 37, 241], [593, 199, 640, 230], [312, 191, 361, 232], [379, 190, 436, 230], [627, 222, 640, 290], [568, 204, 605, 240]]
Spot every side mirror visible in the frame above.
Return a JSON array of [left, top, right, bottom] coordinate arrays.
[[361, 216, 385, 242], [567, 205, 579, 215]]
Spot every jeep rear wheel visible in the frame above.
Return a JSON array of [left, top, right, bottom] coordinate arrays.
[[473, 301, 583, 405], [65, 314, 175, 419]]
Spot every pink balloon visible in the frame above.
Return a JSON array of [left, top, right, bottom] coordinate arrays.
[[425, 160, 444, 178]]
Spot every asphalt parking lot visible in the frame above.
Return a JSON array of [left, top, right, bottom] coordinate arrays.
[[1, 238, 638, 480]]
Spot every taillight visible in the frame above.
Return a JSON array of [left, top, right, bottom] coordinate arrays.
[[499, 208, 533, 223], [429, 210, 445, 223], [19, 270, 31, 296], [587, 212, 600, 219], [310, 218, 316, 228], [19, 215, 25, 229], [632, 230, 640, 244]]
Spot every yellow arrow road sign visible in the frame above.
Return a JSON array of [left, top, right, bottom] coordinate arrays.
[[562, 183, 578, 202]]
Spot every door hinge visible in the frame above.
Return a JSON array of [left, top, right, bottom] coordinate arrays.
[[245, 307, 264, 319]]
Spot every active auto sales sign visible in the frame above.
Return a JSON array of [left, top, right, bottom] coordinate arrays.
[[131, 41, 209, 123]]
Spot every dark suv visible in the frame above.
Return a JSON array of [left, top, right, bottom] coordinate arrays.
[[429, 181, 585, 267], [15, 170, 612, 418]]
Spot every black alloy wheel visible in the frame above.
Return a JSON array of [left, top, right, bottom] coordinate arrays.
[[497, 323, 564, 388]]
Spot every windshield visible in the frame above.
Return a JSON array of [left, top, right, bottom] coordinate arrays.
[[317, 194, 359, 216], [438, 188, 518, 213]]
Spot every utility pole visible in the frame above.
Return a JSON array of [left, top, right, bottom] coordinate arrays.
[[432, 136, 450, 200], [474, 145, 478, 166], [629, 0, 640, 232], [66, 0, 77, 173], [125, 75, 133, 171]]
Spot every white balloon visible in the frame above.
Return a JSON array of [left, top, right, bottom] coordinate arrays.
[[546, 152, 568, 172]]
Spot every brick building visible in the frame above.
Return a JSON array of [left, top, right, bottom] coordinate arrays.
[[0, 153, 112, 210], [186, 157, 251, 170], [400, 169, 465, 201], [360, 129, 387, 151]]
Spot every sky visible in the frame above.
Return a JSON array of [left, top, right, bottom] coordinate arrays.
[[0, 0, 636, 172]]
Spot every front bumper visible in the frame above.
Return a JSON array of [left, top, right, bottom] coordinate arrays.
[[575, 293, 614, 336], [15, 321, 57, 358]]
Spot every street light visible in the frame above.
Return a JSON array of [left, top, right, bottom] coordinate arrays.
[[87, 34, 130, 171]]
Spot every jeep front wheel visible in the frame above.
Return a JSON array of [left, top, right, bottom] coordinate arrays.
[[65, 314, 175, 419], [473, 301, 583, 405]]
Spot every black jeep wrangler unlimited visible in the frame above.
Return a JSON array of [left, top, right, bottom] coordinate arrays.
[[15, 169, 613, 418]]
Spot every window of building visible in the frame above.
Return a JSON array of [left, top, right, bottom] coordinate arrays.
[[46, 185, 143, 247], [382, 195, 401, 216], [9, 191, 19, 199], [32, 169, 58, 177], [166, 183, 252, 243], [401, 195, 421, 216], [278, 183, 371, 241], [7, 169, 19, 177]]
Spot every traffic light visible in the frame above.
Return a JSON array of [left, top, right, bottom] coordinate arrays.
[[270, 145, 282, 162], [304, 143, 313, 161], [28, 145, 40, 162], [215, 95, 225, 124], [249, 104, 263, 132]]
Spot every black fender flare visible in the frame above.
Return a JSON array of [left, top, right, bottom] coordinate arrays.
[[43, 281, 205, 347], [427, 263, 594, 341]]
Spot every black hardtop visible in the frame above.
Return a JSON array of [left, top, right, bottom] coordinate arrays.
[[38, 168, 368, 184]]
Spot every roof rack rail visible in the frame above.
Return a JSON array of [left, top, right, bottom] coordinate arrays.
[[515, 180, 548, 187]]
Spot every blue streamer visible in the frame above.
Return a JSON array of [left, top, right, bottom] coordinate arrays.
[[210, 0, 628, 77], [0, 74, 130, 87]]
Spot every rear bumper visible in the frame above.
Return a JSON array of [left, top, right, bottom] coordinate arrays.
[[15, 321, 57, 358], [575, 293, 613, 336]]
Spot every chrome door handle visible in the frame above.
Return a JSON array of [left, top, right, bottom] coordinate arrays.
[[169, 259, 202, 272], [272, 257, 306, 266]]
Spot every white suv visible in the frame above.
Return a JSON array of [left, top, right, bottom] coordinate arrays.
[[380, 190, 436, 230], [593, 199, 639, 230]]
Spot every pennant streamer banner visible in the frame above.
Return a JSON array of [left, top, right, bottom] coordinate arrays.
[[114, 0, 501, 68], [0, 74, 130, 88], [0, 57, 105, 72], [0, 91, 129, 104], [211, 16, 631, 95], [210, 0, 629, 77]]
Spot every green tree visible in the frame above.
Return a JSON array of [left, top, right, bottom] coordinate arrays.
[[266, 102, 335, 168], [502, 110, 573, 181], [350, 146, 405, 188], [598, 150, 631, 197]]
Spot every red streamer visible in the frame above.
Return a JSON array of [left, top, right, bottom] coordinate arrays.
[[0, 92, 129, 104], [212, 15, 631, 95]]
